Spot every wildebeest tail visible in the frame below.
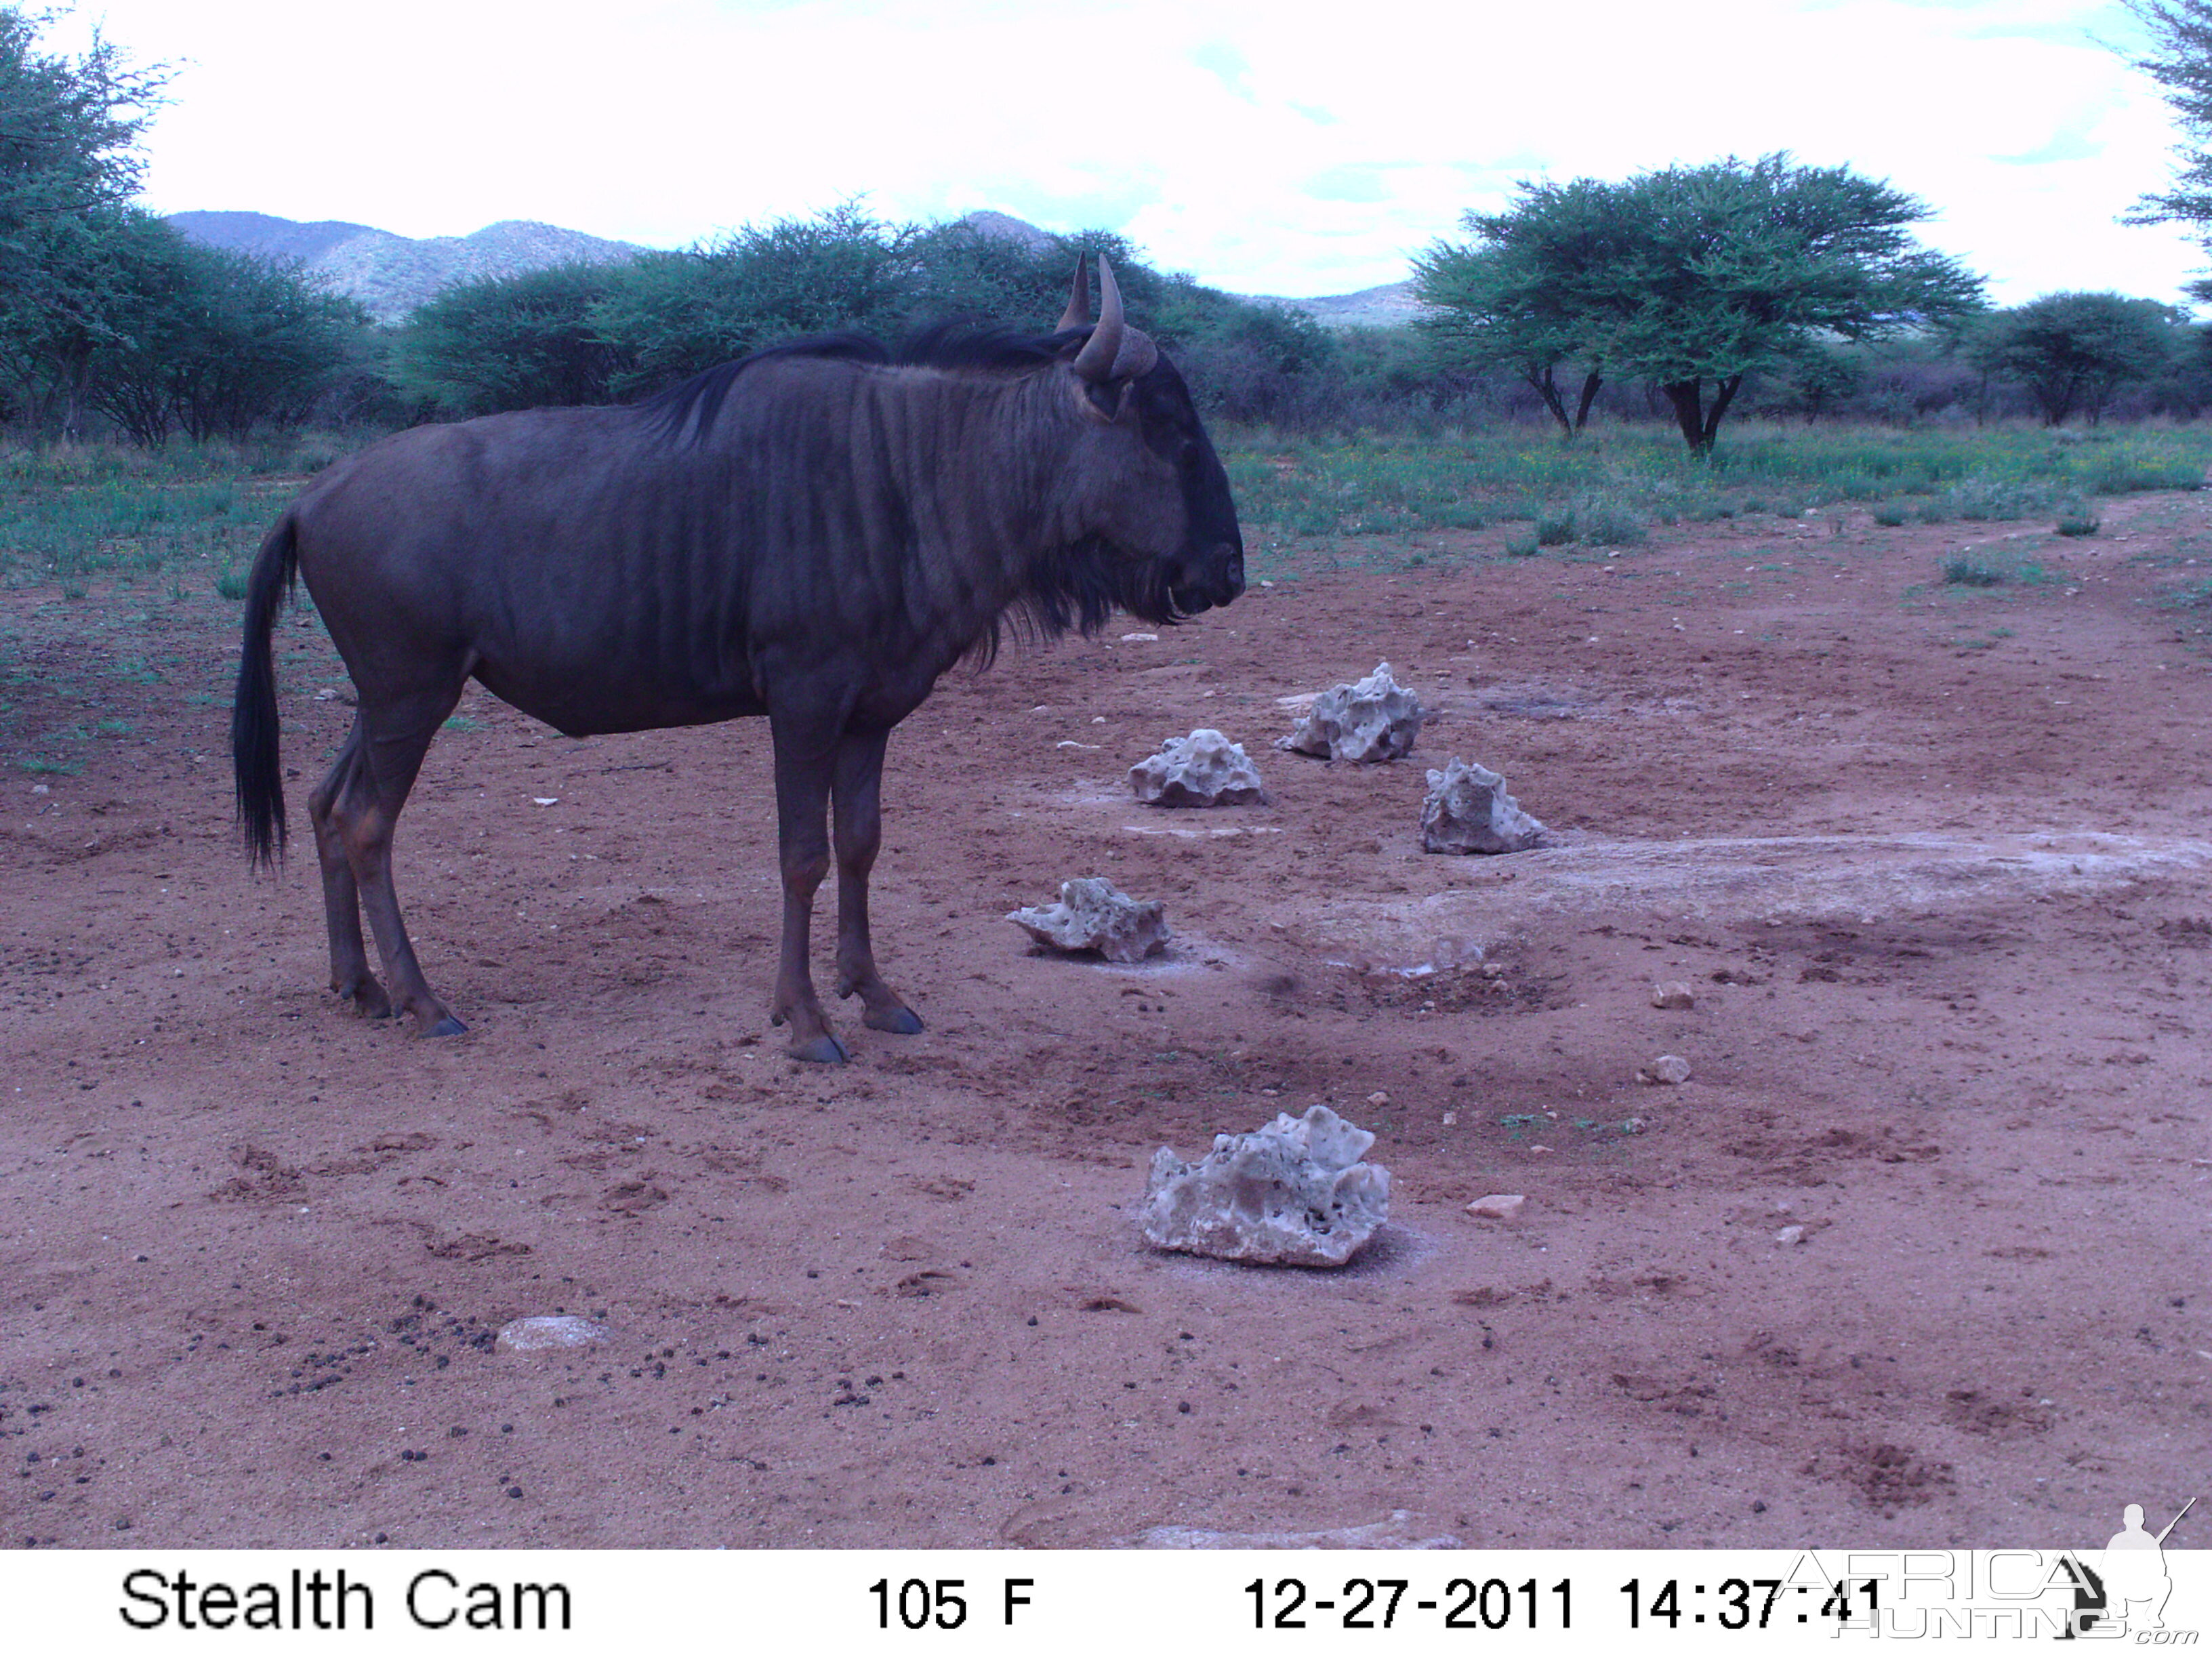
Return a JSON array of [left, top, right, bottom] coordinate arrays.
[[231, 514, 300, 867]]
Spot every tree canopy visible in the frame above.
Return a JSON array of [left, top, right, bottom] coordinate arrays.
[[0, 7, 365, 441], [1417, 154, 1986, 451], [392, 204, 1337, 424], [2121, 0, 2212, 274]]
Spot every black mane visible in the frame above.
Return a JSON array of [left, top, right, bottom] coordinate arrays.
[[640, 320, 1086, 444]]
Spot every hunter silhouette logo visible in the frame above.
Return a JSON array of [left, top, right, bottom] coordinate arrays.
[[2060, 1497, 2196, 1638]]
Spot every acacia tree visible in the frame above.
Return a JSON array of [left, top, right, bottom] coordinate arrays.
[[2121, 0, 2212, 281], [1965, 292, 2182, 425], [0, 8, 167, 433], [1418, 155, 1985, 453], [395, 262, 635, 416], [1414, 176, 1620, 438]]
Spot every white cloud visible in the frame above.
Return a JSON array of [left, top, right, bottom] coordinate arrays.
[[43, 0, 2212, 304]]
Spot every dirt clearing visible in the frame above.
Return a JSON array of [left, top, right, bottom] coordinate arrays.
[[3, 495, 2207, 1549]]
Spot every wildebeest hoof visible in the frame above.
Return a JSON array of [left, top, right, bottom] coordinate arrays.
[[342, 982, 394, 1019], [866, 1006, 924, 1035], [426, 1015, 468, 1037], [789, 1033, 851, 1064]]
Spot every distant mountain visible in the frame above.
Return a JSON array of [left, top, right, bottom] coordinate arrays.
[[1251, 279, 1427, 330], [954, 209, 1427, 329], [168, 207, 1427, 329], [165, 212, 644, 324]]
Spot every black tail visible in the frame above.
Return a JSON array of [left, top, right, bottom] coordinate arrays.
[[231, 514, 300, 868]]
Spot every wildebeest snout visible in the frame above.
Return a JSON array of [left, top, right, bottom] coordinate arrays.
[[1170, 542, 1244, 615]]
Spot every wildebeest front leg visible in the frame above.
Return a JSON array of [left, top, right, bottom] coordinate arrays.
[[768, 713, 848, 1063], [830, 729, 922, 1035]]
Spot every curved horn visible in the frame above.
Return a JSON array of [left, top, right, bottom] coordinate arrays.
[[1055, 255, 1090, 332], [1071, 255, 1126, 382]]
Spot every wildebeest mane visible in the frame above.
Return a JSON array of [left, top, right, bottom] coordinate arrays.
[[641, 320, 1086, 445]]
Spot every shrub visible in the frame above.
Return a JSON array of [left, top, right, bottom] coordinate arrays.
[[1943, 555, 2006, 586], [1568, 491, 1647, 546]]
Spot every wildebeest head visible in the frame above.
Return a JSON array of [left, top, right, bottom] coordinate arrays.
[[1043, 255, 1245, 627]]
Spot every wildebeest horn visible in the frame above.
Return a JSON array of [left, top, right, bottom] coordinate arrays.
[[1056, 255, 1090, 332], [1071, 255, 1158, 384]]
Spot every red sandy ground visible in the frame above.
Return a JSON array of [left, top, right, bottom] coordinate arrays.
[[2, 490, 2207, 1551]]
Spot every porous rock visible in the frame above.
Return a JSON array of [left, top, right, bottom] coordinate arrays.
[[1638, 1054, 1693, 1086], [1652, 981, 1696, 1010], [1420, 758, 1546, 854], [1139, 1104, 1390, 1267], [1007, 877, 1168, 963], [496, 1315, 607, 1352], [1281, 662, 1425, 762], [1128, 729, 1266, 806]]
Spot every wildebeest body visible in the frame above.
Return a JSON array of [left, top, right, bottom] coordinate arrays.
[[233, 259, 1244, 1060]]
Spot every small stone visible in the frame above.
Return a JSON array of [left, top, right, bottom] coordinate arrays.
[[1139, 1105, 1390, 1267], [1652, 981, 1696, 1010], [1774, 1225, 1807, 1246], [496, 1315, 608, 1352], [1128, 729, 1265, 806], [1007, 878, 1169, 963], [30, 783, 49, 795], [1280, 662, 1425, 762], [1621, 1116, 1649, 1134], [1441, 1111, 1458, 1127], [1465, 1193, 1525, 1220], [1638, 1054, 1693, 1086], [1420, 758, 1545, 854], [1526, 1143, 1555, 1155], [1366, 1090, 1389, 1107]]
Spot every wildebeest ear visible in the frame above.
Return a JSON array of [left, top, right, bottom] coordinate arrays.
[[1079, 378, 1134, 421]]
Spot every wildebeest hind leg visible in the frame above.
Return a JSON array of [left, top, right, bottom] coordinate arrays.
[[308, 715, 390, 1019], [767, 710, 849, 1063], [331, 689, 466, 1036], [830, 728, 922, 1035]]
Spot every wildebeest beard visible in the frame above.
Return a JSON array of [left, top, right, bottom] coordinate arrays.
[[968, 534, 1191, 665]]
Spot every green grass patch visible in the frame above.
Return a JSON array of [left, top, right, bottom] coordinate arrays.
[[0, 433, 341, 592], [1220, 422, 2212, 558]]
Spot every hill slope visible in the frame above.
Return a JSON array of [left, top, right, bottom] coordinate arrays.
[[165, 213, 644, 323], [166, 207, 1427, 329]]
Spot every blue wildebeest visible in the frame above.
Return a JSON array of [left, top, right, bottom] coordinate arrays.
[[231, 257, 1244, 1061]]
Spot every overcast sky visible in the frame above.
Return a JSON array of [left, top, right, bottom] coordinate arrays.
[[43, 0, 2212, 305]]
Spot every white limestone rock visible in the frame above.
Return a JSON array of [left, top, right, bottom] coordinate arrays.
[[1139, 1105, 1390, 1267], [1129, 728, 1266, 806], [1420, 757, 1547, 854], [1007, 877, 1169, 963], [1280, 662, 1425, 762], [496, 1315, 608, 1352]]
